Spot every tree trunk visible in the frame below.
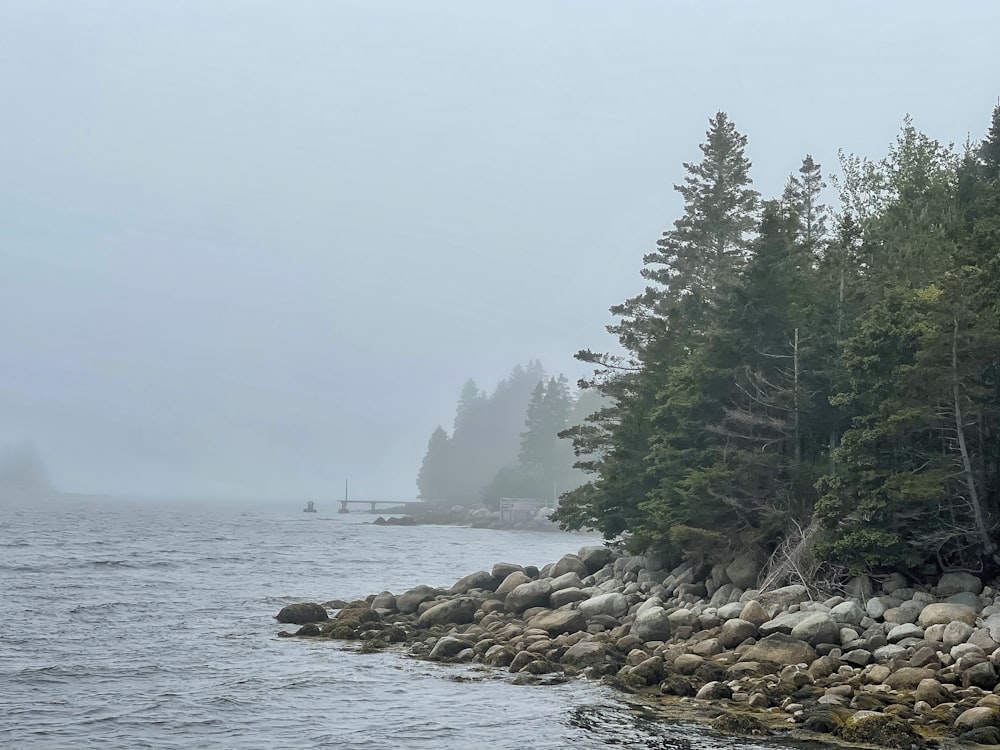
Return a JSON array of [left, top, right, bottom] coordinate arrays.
[[951, 317, 996, 557], [793, 327, 801, 464]]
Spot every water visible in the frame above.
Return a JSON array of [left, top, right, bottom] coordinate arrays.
[[0, 500, 794, 749]]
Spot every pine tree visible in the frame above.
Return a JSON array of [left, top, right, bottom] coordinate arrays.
[[557, 113, 759, 544], [980, 103, 1000, 180], [643, 111, 760, 302], [781, 154, 829, 253]]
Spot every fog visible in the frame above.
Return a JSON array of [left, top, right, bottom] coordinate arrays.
[[2, 1, 997, 501]]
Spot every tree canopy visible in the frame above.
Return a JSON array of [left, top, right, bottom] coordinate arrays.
[[554, 104, 1000, 581], [416, 363, 594, 507]]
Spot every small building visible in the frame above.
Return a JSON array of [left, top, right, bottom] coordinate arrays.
[[499, 498, 550, 527]]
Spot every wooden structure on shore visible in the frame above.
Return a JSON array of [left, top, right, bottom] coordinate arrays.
[[499, 498, 552, 527]]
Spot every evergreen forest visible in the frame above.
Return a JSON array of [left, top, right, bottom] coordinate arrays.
[[548, 104, 1000, 582], [416, 362, 603, 508]]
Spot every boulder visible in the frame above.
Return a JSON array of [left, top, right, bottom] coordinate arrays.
[[666, 608, 697, 629], [724, 551, 761, 589], [878, 571, 907, 592], [924, 623, 946, 642], [865, 596, 899, 620], [691, 637, 723, 657], [843, 649, 872, 667], [629, 656, 666, 685], [845, 574, 874, 601], [631, 606, 672, 642], [789, 613, 840, 647], [577, 545, 613, 574], [963, 661, 998, 690], [759, 611, 812, 637], [528, 608, 587, 636], [882, 605, 920, 625], [550, 553, 588, 578], [483, 644, 516, 667], [561, 639, 610, 668], [909, 646, 940, 669], [550, 587, 590, 609], [417, 597, 479, 627], [913, 678, 948, 706], [839, 713, 925, 749], [918, 602, 977, 627], [491, 562, 524, 581], [756, 584, 809, 613], [970, 627, 1000, 653], [739, 633, 817, 666], [719, 618, 758, 649], [873, 644, 908, 662], [886, 623, 924, 643], [952, 642, 987, 662], [672, 653, 705, 675], [709, 583, 742, 607], [937, 571, 983, 597], [883, 667, 937, 690], [370, 591, 397, 611], [429, 635, 473, 660], [695, 681, 733, 700], [549, 571, 584, 593], [396, 584, 437, 614], [578, 592, 628, 619], [495, 571, 533, 596], [778, 663, 814, 690], [829, 600, 866, 627], [276, 602, 328, 624], [716, 601, 745, 620], [943, 620, 974, 648], [739, 600, 769, 627], [985, 613, 1000, 642], [946, 591, 982, 610], [449, 570, 494, 595], [954, 706, 999, 732], [505, 580, 554, 614]]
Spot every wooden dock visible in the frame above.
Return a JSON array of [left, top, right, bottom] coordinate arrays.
[[338, 499, 425, 514]]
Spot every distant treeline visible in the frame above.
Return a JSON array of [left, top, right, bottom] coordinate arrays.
[[416, 361, 603, 507], [551, 104, 1000, 580]]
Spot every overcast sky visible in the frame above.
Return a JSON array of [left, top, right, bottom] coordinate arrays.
[[1, 1, 998, 501]]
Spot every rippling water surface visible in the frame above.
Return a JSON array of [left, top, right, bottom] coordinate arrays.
[[1, 499, 795, 749]]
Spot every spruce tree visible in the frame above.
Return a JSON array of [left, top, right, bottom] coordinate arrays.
[[416, 427, 453, 504], [557, 112, 759, 543]]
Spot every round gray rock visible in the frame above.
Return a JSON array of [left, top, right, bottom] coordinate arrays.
[[496, 571, 533, 596], [789, 613, 840, 647], [450, 570, 494, 595], [937, 572, 983, 597], [417, 597, 479, 627], [631, 606, 672, 642], [719, 618, 757, 648], [918, 603, 977, 627], [550, 553, 588, 578], [577, 546, 613, 574], [505, 579, 554, 614], [578, 592, 628, 619], [528, 608, 587, 636]]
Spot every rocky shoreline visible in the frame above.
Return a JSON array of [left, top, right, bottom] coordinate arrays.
[[370, 503, 562, 532], [277, 546, 1000, 748]]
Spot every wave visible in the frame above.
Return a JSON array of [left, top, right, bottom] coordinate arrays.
[[0, 564, 42, 573], [0, 539, 32, 548]]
